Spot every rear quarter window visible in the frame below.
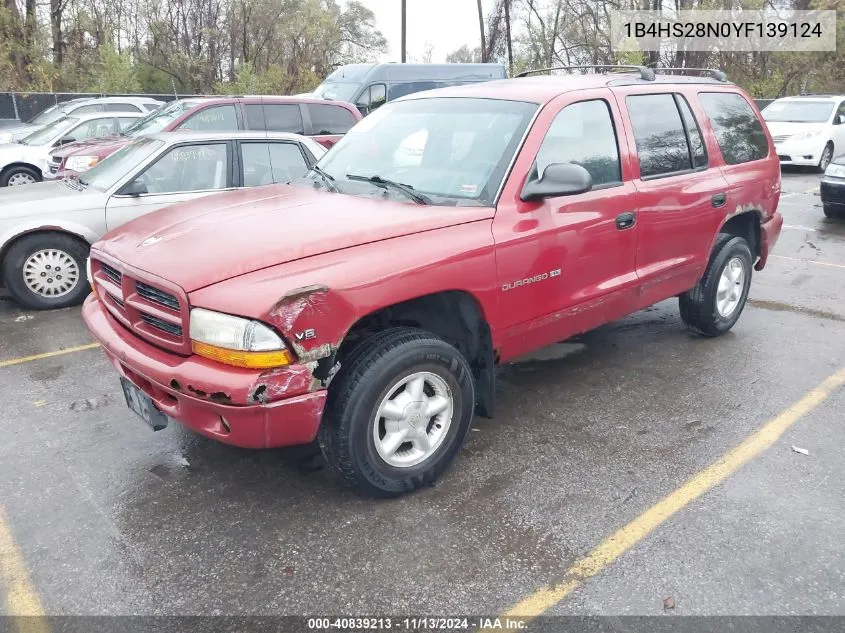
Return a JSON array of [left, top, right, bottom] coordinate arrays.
[[307, 104, 357, 135], [697, 92, 769, 165]]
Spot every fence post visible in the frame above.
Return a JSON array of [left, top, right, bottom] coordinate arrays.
[[11, 92, 20, 121]]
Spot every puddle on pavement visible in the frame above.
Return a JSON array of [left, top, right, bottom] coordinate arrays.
[[749, 299, 845, 323], [508, 342, 587, 365]]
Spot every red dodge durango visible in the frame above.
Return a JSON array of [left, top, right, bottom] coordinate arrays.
[[83, 66, 783, 497]]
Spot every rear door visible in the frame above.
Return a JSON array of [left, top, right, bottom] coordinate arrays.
[[238, 140, 313, 186], [303, 103, 359, 148], [105, 142, 233, 231], [243, 102, 305, 136], [617, 89, 730, 308]]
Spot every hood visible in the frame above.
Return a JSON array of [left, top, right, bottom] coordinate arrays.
[[95, 184, 494, 293], [0, 123, 39, 142], [0, 181, 106, 219], [55, 135, 128, 159], [765, 121, 827, 138]]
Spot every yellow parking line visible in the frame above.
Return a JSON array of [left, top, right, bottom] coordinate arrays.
[[0, 505, 48, 632], [771, 254, 845, 270], [500, 367, 845, 619], [0, 343, 100, 368]]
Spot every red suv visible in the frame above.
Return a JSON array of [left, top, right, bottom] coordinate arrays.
[[83, 66, 783, 497], [47, 96, 361, 178]]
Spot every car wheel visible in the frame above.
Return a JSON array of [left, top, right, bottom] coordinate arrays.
[[818, 142, 834, 173], [1, 165, 40, 187], [679, 234, 753, 337], [823, 204, 844, 219], [318, 327, 475, 497], [3, 233, 91, 310]]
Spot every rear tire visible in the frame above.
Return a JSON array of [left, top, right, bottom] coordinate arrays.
[[679, 235, 753, 337], [318, 327, 475, 497], [3, 233, 90, 310]]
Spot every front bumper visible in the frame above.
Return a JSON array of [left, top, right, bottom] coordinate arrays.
[[820, 176, 845, 208], [775, 139, 826, 166], [82, 294, 326, 449], [756, 211, 783, 271]]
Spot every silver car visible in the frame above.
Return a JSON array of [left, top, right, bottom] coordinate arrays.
[[0, 111, 145, 186], [0, 96, 163, 143], [0, 131, 327, 309]]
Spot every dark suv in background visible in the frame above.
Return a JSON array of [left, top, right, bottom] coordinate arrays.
[[48, 96, 361, 178]]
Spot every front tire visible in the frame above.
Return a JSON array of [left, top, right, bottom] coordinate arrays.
[[823, 204, 844, 219], [3, 233, 90, 310], [679, 235, 753, 337], [818, 142, 834, 173], [1, 165, 40, 187], [318, 327, 475, 497]]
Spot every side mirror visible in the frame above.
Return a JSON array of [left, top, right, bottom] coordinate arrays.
[[521, 162, 593, 201], [837, 114, 845, 125], [356, 104, 370, 117], [120, 180, 148, 196], [54, 136, 75, 147]]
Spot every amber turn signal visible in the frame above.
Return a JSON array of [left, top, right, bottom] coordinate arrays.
[[191, 340, 293, 369]]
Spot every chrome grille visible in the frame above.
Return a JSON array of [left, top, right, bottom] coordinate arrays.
[[140, 314, 183, 337], [101, 262, 122, 284], [109, 293, 125, 309], [136, 281, 179, 311]]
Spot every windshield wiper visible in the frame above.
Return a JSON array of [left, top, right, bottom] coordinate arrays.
[[345, 174, 430, 205], [310, 165, 339, 193]]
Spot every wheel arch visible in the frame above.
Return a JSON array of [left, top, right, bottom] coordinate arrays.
[[1, 162, 43, 182], [717, 209, 763, 263], [332, 290, 497, 418], [0, 225, 94, 283]]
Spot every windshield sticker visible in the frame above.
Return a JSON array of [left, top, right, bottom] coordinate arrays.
[[460, 184, 478, 194]]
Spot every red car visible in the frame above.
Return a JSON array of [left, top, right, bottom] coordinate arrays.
[[83, 66, 783, 497], [47, 96, 361, 179]]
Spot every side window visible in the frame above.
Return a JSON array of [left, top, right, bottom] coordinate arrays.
[[128, 143, 229, 194], [70, 117, 116, 142], [535, 99, 622, 187], [626, 94, 692, 178], [387, 81, 437, 101], [106, 103, 142, 113], [180, 105, 238, 131], [698, 92, 768, 165], [71, 104, 103, 115], [834, 101, 845, 124], [357, 83, 387, 109], [241, 142, 309, 187], [307, 104, 357, 135], [244, 104, 304, 134], [117, 117, 137, 132], [676, 96, 708, 168]]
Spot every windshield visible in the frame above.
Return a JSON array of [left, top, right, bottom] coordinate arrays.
[[310, 97, 538, 206], [29, 103, 72, 125], [20, 116, 79, 146], [762, 101, 834, 123], [121, 99, 202, 136], [313, 82, 361, 102], [79, 137, 164, 191]]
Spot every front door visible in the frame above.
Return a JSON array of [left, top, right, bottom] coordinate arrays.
[[493, 89, 641, 360], [106, 142, 232, 231]]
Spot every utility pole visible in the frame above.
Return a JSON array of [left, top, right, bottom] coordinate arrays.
[[401, 0, 407, 63], [477, 0, 486, 62], [504, 0, 513, 75]]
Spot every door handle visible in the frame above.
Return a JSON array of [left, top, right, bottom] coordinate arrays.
[[712, 192, 727, 208], [615, 211, 636, 230]]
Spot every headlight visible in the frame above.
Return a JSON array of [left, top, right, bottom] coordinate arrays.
[[825, 163, 845, 178], [793, 129, 824, 141], [66, 155, 99, 172], [0, 132, 12, 144], [189, 308, 293, 369]]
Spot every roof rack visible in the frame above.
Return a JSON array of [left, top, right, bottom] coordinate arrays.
[[516, 65, 655, 81], [653, 67, 728, 82]]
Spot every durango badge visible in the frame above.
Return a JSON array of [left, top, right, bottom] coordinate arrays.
[[502, 269, 561, 292]]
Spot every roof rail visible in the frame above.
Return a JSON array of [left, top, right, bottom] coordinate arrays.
[[516, 65, 655, 81], [654, 67, 728, 82]]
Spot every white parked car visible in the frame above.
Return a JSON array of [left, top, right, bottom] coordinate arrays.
[[0, 112, 145, 186], [0, 96, 162, 144], [761, 95, 845, 172], [0, 131, 326, 309]]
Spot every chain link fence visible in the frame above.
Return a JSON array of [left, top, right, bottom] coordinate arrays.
[[0, 92, 197, 124]]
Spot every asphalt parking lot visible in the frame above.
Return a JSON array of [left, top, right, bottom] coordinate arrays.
[[1, 168, 844, 621]]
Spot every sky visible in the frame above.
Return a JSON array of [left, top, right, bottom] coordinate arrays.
[[355, 0, 498, 63]]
